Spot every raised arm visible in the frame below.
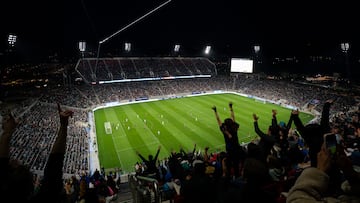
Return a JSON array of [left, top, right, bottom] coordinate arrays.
[[212, 106, 222, 126], [136, 151, 147, 162], [291, 109, 306, 137], [192, 143, 197, 155], [253, 114, 267, 139], [229, 102, 235, 122], [51, 104, 74, 154], [38, 104, 73, 200], [286, 112, 294, 130], [154, 145, 161, 161], [272, 109, 278, 128], [203, 147, 210, 163], [320, 99, 333, 133]]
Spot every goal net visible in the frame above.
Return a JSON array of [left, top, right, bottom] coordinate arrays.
[[104, 122, 112, 135]]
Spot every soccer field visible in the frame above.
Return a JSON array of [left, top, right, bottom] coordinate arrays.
[[93, 93, 314, 173]]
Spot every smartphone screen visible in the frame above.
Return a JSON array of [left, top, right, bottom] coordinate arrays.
[[325, 133, 337, 155]]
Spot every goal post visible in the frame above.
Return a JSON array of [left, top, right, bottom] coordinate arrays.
[[104, 122, 112, 134]]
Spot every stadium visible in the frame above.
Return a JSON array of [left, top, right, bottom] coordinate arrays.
[[1, 1, 360, 203]]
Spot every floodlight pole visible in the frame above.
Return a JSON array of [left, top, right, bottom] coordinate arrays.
[[94, 0, 172, 75], [341, 43, 351, 83]]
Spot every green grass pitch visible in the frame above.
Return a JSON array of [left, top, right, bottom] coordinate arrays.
[[94, 93, 314, 173]]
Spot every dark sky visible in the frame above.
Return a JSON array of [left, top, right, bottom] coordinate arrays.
[[1, 0, 359, 59]]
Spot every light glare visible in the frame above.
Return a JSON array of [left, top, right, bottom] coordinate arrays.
[[340, 42, 349, 52], [8, 34, 17, 47], [204, 46, 211, 54], [125, 42, 131, 52], [78, 41, 86, 52], [174, 44, 180, 52]]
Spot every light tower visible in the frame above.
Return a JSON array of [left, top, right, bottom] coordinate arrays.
[[78, 41, 86, 58], [340, 42, 350, 82], [253, 45, 261, 73]]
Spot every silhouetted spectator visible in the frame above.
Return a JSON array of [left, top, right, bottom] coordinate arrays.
[[253, 113, 276, 163], [212, 102, 245, 177], [136, 146, 161, 179], [287, 143, 360, 202], [291, 100, 332, 167]]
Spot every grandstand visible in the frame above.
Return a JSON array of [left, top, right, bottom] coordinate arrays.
[[75, 57, 217, 84]]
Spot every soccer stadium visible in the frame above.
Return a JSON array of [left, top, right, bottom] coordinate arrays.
[[1, 1, 360, 203]]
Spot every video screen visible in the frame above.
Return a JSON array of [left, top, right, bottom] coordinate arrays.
[[230, 58, 253, 73]]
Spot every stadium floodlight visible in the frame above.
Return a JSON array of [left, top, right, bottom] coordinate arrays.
[[125, 42, 132, 52], [254, 45, 260, 54], [8, 34, 17, 47], [340, 42, 351, 81], [174, 44, 180, 52], [78, 41, 86, 52], [340, 42, 350, 53], [204, 45, 211, 55]]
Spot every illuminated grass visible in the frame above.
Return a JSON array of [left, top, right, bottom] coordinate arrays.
[[94, 93, 313, 172]]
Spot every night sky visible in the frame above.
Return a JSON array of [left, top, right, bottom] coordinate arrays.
[[1, 0, 359, 60]]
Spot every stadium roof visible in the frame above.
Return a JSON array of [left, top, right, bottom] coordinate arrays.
[[1, 0, 359, 60]]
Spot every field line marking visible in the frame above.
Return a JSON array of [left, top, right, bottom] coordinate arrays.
[[116, 141, 160, 153]]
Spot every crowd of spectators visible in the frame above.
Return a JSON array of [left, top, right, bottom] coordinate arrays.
[[132, 101, 360, 203], [1, 58, 360, 202], [34, 74, 358, 114], [4, 102, 89, 176]]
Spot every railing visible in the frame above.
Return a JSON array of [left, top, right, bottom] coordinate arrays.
[[129, 174, 161, 203]]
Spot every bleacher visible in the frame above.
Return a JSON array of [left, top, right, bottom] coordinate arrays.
[[75, 57, 217, 84]]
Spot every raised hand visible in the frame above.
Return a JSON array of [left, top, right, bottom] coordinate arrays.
[[325, 99, 334, 105], [57, 103, 73, 127], [291, 109, 299, 115], [253, 113, 259, 121], [272, 109, 277, 116], [229, 102, 233, 108], [212, 106, 217, 112]]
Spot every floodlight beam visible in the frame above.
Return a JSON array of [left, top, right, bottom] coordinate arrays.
[[94, 0, 172, 83]]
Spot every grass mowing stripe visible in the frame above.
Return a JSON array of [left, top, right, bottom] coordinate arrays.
[[121, 105, 160, 154], [160, 100, 222, 148], [98, 108, 120, 168], [151, 101, 217, 151], [112, 105, 162, 172], [104, 108, 124, 168], [94, 93, 315, 172]]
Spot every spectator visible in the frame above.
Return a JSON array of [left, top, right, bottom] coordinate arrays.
[[252, 113, 276, 163], [286, 143, 360, 203], [212, 102, 245, 177], [32, 104, 74, 202], [0, 104, 75, 202], [136, 146, 161, 179], [180, 160, 216, 203], [291, 100, 333, 167]]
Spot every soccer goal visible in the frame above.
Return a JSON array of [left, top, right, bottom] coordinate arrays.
[[104, 122, 112, 134]]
